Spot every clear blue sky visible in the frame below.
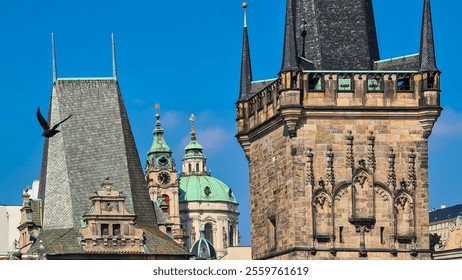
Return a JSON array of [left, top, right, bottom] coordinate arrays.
[[0, 0, 460, 247]]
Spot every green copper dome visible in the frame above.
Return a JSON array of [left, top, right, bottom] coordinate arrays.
[[179, 175, 237, 203]]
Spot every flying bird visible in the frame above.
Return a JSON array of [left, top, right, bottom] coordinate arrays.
[[37, 107, 72, 138]]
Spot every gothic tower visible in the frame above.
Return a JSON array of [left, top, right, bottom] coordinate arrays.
[[236, 0, 441, 260]]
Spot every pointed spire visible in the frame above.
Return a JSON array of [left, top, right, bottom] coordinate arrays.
[[419, 0, 438, 72], [239, 2, 253, 101], [147, 103, 172, 157], [189, 113, 196, 141], [52, 33, 57, 82], [280, 0, 300, 72], [112, 33, 118, 80]]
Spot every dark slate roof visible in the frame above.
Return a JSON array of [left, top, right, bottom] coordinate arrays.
[[29, 226, 189, 258], [239, 26, 253, 102], [429, 204, 462, 223], [39, 79, 157, 230], [251, 79, 277, 94], [373, 54, 420, 71], [294, 0, 379, 70], [281, 0, 300, 72], [419, 0, 438, 71], [30, 199, 43, 227]]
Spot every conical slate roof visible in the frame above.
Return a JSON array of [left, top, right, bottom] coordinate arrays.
[[419, 0, 438, 72], [39, 79, 157, 229]]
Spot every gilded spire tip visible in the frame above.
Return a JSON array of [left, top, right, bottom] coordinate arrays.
[[190, 114, 196, 140], [242, 2, 248, 27]]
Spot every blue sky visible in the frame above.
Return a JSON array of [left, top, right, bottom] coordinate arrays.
[[0, 0, 460, 247]]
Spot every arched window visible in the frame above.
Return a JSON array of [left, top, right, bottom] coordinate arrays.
[[204, 223, 214, 245], [162, 194, 170, 215], [229, 225, 235, 246], [188, 163, 192, 173], [196, 163, 200, 172]]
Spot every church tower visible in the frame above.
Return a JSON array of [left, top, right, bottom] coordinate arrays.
[[145, 105, 186, 246], [180, 115, 240, 259], [236, 0, 441, 260]]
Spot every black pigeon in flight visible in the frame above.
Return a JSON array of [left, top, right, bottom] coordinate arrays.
[[37, 107, 72, 138]]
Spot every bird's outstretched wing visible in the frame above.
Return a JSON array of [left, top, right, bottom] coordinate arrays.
[[36, 107, 49, 130], [51, 114, 73, 130]]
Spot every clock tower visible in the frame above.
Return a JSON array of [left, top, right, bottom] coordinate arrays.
[[145, 104, 186, 246]]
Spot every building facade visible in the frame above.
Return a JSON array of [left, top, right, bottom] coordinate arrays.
[[430, 204, 462, 259], [236, 0, 441, 259]]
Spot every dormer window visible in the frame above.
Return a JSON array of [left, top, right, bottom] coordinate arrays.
[[204, 186, 211, 196]]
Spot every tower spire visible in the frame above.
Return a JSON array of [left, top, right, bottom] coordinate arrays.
[[52, 33, 57, 82], [189, 114, 196, 141], [112, 33, 118, 80], [419, 0, 438, 72], [280, 0, 300, 72], [239, 2, 252, 101]]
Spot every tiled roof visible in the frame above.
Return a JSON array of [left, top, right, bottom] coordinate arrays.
[[39, 79, 157, 229], [429, 204, 462, 223], [374, 54, 420, 71], [29, 226, 189, 258]]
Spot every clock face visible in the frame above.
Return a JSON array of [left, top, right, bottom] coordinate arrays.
[[158, 172, 171, 185]]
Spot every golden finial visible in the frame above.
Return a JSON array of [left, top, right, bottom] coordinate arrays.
[[155, 103, 160, 120], [242, 2, 248, 9], [189, 113, 195, 123]]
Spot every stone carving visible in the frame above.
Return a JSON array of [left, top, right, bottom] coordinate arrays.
[[334, 187, 348, 201], [306, 148, 315, 188], [375, 188, 390, 201], [346, 131, 355, 169], [313, 193, 331, 209], [367, 131, 376, 171], [388, 148, 397, 190], [326, 147, 335, 189], [354, 174, 368, 189], [408, 149, 417, 190], [395, 195, 413, 211]]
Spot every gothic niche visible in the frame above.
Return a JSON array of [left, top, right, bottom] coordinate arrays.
[[80, 178, 145, 253], [352, 171, 374, 220], [394, 193, 415, 243], [312, 191, 332, 242]]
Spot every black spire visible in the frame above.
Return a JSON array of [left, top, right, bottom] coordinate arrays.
[[280, 0, 300, 72], [239, 2, 252, 101], [419, 0, 438, 72]]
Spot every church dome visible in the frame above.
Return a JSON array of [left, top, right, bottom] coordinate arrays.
[[180, 175, 236, 203]]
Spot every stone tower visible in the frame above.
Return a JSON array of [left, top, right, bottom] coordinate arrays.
[[236, 0, 441, 260]]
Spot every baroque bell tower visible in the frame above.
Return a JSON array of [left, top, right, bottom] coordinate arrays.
[[145, 104, 186, 245], [236, 0, 441, 260]]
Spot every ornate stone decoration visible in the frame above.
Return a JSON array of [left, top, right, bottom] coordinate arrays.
[[306, 148, 315, 189], [367, 131, 376, 172], [313, 193, 331, 209], [388, 148, 397, 190], [346, 130, 355, 169], [354, 174, 368, 189], [408, 149, 417, 190], [326, 147, 335, 189], [80, 178, 145, 253]]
